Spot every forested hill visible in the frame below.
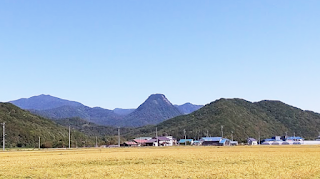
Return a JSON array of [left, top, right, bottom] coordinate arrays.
[[131, 98, 320, 142], [0, 103, 92, 148]]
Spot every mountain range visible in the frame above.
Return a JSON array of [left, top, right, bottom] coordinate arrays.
[[131, 98, 320, 142], [4, 95, 320, 146], [10, 94, 203, 127]]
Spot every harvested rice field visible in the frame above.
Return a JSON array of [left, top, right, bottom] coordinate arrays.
[[1, 146, 320, 178]]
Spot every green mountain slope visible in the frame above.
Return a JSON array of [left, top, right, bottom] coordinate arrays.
[[0, 103, 94, 148], [175, 103, 204, 114], [31, 105, 123, 126], [53, 117, 134, 137], [129, 98, 320, 142]]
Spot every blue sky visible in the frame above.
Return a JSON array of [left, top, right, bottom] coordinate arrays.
[[1, 1, 320, 111]]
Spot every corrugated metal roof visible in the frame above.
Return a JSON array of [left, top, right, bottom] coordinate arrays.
[[157, 137, 170, 141], [124, 141, 137, 145], [264, 139, 275, 141], [201, 137, 222, 142], [133, 139, 148, 143], [146, 139, 157, 143], [287, 136, 304, 140], [179, 139, 193, 143], [134, 137, 152, 140], [220, 139, 228, 144], [248, 138, 257, 141]]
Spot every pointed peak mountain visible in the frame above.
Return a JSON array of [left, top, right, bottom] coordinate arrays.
[[142, 93, 173, 106], [121, 94, 182, 127], [10, 94, 84, 110]]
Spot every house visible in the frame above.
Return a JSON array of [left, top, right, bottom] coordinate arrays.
[[134, 137, 152, 140], [133, 139, 149, 146], [158, 136, 176, 146], [193, 140, 203, 146], [261, 136, 305, 145], [123, 141, 138, 147], [179, 139, 194, 145], [145, 139, 159, 146], [219, 138, 230, 146], [286, 136, 303, 141], [145, 136, 176, 147], [200, 137, 230, 146], [247, 138, 258, 145], [230, 141, 238, 146]]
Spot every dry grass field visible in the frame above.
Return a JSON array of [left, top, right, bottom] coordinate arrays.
[[0, 146, 320, 178]]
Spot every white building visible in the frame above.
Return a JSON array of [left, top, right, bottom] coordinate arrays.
[[248, 138, 258, 145]]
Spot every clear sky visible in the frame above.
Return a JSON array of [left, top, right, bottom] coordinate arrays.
[[1, 1, 320, 112]]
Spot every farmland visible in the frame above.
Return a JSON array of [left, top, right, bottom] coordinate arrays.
[[1, 146, 320, 178]]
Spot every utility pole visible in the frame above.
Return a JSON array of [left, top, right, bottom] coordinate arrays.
[[231, 131, 233, 141], [155, 127, 158, 139], [206, 130, 208, 137], [118, 127, 120, 147], [68, 125, 71, 149], [221, 125, 224, 138], [2, 122, 5, 151], [39, 136, 41, 149], [155, 127, 158, 147], [258, 131, 261, 145], [184, 129, 186, 146], [95, 136, 98, 147], [197, 130, 200, 140]]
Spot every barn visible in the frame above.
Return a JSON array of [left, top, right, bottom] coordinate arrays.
[[200, 137, 230, 146]]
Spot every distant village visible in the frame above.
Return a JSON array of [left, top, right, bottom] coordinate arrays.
[[111, 134, 320, 147]]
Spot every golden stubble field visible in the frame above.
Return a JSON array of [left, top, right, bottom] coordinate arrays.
[[0, 146, 320, 179]]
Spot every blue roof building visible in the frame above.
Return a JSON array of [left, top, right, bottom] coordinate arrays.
[[200, 137, 230, 146], [261, 136, 304, 145], [179, 139, 194, 145]]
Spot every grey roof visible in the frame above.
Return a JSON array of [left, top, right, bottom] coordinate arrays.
[[146, 137, 171, 143], [146, 139, 157, 143], [248, 138, 257, 141], [157, 137, 170, 141]]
